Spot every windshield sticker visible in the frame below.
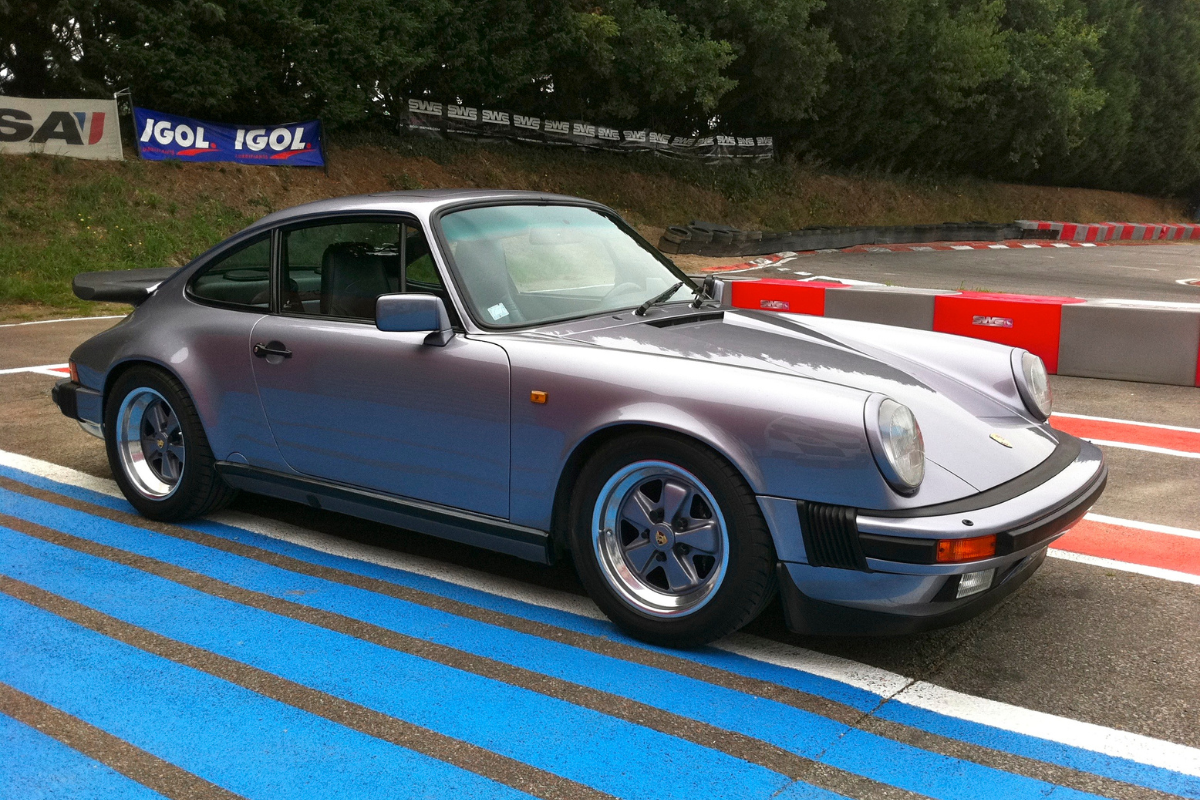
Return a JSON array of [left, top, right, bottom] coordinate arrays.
[[488, 302, 510, 320]]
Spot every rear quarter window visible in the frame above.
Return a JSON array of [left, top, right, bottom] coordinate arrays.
[[188, 235, 272, 310]]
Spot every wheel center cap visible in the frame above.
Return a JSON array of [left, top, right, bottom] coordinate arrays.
[[652, 525, 673, 549]]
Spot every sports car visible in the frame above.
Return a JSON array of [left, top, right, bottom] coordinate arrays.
[[53, 190, 1106, 646]]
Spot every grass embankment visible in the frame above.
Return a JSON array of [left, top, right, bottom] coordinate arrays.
[[0, 134, 1189, 321]]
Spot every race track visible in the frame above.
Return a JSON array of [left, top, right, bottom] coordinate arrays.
[[1, 245, 1198, 800]]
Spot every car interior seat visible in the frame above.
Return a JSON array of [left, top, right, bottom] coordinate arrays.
[[320, 242, 399, 318]]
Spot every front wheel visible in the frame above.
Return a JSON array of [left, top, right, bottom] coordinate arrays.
[[569, 433, 776, 647], [105, 366, 237, 521]]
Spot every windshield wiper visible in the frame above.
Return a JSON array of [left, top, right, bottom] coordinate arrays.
[[634, 281, 694, 316]]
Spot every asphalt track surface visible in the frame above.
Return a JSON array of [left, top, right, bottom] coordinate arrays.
[[1, 256, 1198, 800], [684, 241, 1200, 304]]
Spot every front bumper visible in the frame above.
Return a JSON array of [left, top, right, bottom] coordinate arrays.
[[760, 436, 1106, 635], [52, 378, 105, 438]]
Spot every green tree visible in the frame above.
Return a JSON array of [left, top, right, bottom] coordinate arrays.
[[800, 0, 1008, 168]]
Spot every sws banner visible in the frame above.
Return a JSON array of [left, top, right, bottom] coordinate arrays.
[[133, 108, 324, 167], [0, 97, 122, 161], [400, 98, 773, 162]]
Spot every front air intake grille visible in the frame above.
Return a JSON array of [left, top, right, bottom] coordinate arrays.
[[798, 501, 866, 571]]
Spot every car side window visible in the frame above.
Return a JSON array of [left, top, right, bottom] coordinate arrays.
[[281, 219, 445, 320], [188, 235, 272, 310]]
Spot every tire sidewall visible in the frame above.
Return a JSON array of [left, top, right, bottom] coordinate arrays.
[[105, 366, 207, 519], [569, 433, 774, 646]]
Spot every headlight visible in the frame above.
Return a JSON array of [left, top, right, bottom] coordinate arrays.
[[865, 395, 925, 494], [1011, 350, 1052, 420]]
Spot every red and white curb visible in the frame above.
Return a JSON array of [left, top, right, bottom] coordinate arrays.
[[1052, 515, 1200, 585], [844, 240, 1102, 254], [1051, 413, 1200, 459], [0, 315, 126, 329], [1019, 220, 1200, 243], [0, 363, 71, 378]]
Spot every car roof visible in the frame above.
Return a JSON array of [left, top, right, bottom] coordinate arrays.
[[248, 189, 597, 232]]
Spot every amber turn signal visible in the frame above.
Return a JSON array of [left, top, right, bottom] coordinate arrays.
[[936, 534, 996, 563], [68, 360, 79, 384], [530, 390, 548, 404]]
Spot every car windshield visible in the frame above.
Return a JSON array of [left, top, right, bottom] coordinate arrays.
[[439, 204, 694, 327]]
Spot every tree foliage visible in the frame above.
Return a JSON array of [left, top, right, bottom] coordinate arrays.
[[2, 0, 1199, 195]]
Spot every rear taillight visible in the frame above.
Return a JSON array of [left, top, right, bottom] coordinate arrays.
[[68, 360, 79, 383]]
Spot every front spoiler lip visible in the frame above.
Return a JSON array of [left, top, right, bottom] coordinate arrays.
[[854, 438, 1106, 575], [777, 547, 1048, 636]]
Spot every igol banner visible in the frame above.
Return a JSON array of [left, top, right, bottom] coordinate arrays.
[[400, 97, 772, 162], [133, 108, 324, 167], [0, 97, 123, 161]]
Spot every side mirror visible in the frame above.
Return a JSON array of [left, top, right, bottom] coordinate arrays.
[[375, 293, 454, 346]]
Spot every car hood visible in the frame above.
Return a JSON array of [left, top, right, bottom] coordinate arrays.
[[549, 309, 1059, 492]]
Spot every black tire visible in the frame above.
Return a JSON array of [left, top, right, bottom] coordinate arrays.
[[105, 365, 238, 521], [568, 432, 777, 647]]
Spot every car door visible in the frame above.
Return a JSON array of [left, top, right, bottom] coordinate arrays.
[[248, 216, 511, 519]]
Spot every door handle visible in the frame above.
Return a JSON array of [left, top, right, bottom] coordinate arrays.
[[253, 341, 292, 359]]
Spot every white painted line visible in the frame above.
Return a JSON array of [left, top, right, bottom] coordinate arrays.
[[1083, 513, 1200, 541], [0, 450, 121, 497], [1020, 244, 1042, 249], [1052, 243, 1071, 248], [1048, 549, 1200, 586], [0, 363, 69, 376], [716, 632, 913, 698], [950, 245, 974, 251], [1083, 438, 1200, 460], [0, 315, 126, 329], [1052, 412, 1200, 434], [894, 680, 1200, 778], [987, 244, 1008, 249], [1086, 297, 1200, 309], [1081, 242, 1097, 247], [2, 447, 1200, 777]]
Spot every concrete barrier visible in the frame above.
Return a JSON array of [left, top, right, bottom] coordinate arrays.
[[932, 292, 1085, 373], [716, 277, 1200, 387], [822, 286, 950, 330], [1058, 302, 1200, 385]]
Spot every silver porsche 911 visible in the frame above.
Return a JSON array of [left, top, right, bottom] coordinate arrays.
[[54, 190, 1105, 646]]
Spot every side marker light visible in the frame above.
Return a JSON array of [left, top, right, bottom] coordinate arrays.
[[69, 360, 79, 383], [530, 391, 548, 404], [936, 534, 996, 563]]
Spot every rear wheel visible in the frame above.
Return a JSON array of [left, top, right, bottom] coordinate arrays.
[[105, 366, 237, 521], [569, 432, 776, 647]]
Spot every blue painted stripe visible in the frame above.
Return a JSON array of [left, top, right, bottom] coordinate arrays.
[[0, 710, 167, 800], [0, 525, 803, 800], [0, 489, 1116, 800], [874, 703, 1199, 800], [2, 466, 1195, 797], [0, 592, 536, 800]]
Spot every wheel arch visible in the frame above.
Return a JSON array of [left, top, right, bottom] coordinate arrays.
[[549, 420, 761, 558], [102, 358, 189, 415]]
